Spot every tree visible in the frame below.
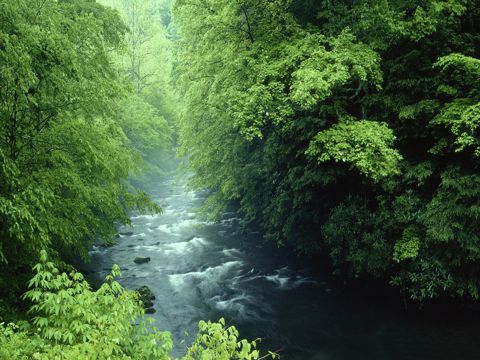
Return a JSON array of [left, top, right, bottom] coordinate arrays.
[[0, 0, 158, 312], [173, 0, 480, 301], [100, 0, 177, 171]]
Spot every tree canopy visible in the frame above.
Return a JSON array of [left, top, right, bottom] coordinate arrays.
[[0, 0, 169, 312], [0, 1, 276, 358], [2, 0, 480, 357], [173, 0, 480, 301]]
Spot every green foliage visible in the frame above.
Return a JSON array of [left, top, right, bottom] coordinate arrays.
[[290, 30, 382, 111], [0, 254, 274, 359], [393, 226, 421, 263], [390, 259, 457, 301], [183, 318, 277, 360], [1, 251, 173, 359], [117, 95, 172, 158], [429, 53, 480, 155], [0, 0, 166, 311], [322, 197, 393, 276], [174, 0, 480, 302], [307, 120, 402, 181], [99, 0, 177, 171]]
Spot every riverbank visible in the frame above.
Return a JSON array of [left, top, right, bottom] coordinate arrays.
[[80, 174, 480, 359]]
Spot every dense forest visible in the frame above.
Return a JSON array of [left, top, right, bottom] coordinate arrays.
[[0, 0, 480, 358], [0, 0, 271, 358], [175, 0, 480, 302]]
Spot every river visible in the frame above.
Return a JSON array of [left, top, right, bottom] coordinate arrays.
[[84, 175, 480, 359]]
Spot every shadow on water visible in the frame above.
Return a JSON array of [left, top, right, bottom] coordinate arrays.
[[80, 174, 480, 359]]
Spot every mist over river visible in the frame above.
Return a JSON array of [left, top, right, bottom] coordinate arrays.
[[84, 175, 480, 359]]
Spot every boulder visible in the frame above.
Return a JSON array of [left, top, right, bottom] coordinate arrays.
[[145, 307, 156, 314], [134, 256, 150, 264], [143, 299, 154, 308], [136, 285, 154, 298], [135, 286, 155, 309]]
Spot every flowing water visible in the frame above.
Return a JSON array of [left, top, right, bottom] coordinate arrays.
[[85, 175, 480, 359]]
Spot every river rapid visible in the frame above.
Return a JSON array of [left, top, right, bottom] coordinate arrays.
[[84, 175, 480, 359]]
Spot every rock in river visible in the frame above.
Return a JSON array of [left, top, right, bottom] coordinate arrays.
[[136, 285, 155, 309], [134, 256, 150, 264]]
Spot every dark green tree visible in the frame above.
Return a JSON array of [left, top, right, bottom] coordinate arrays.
[[174, 0, 480, 301]]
